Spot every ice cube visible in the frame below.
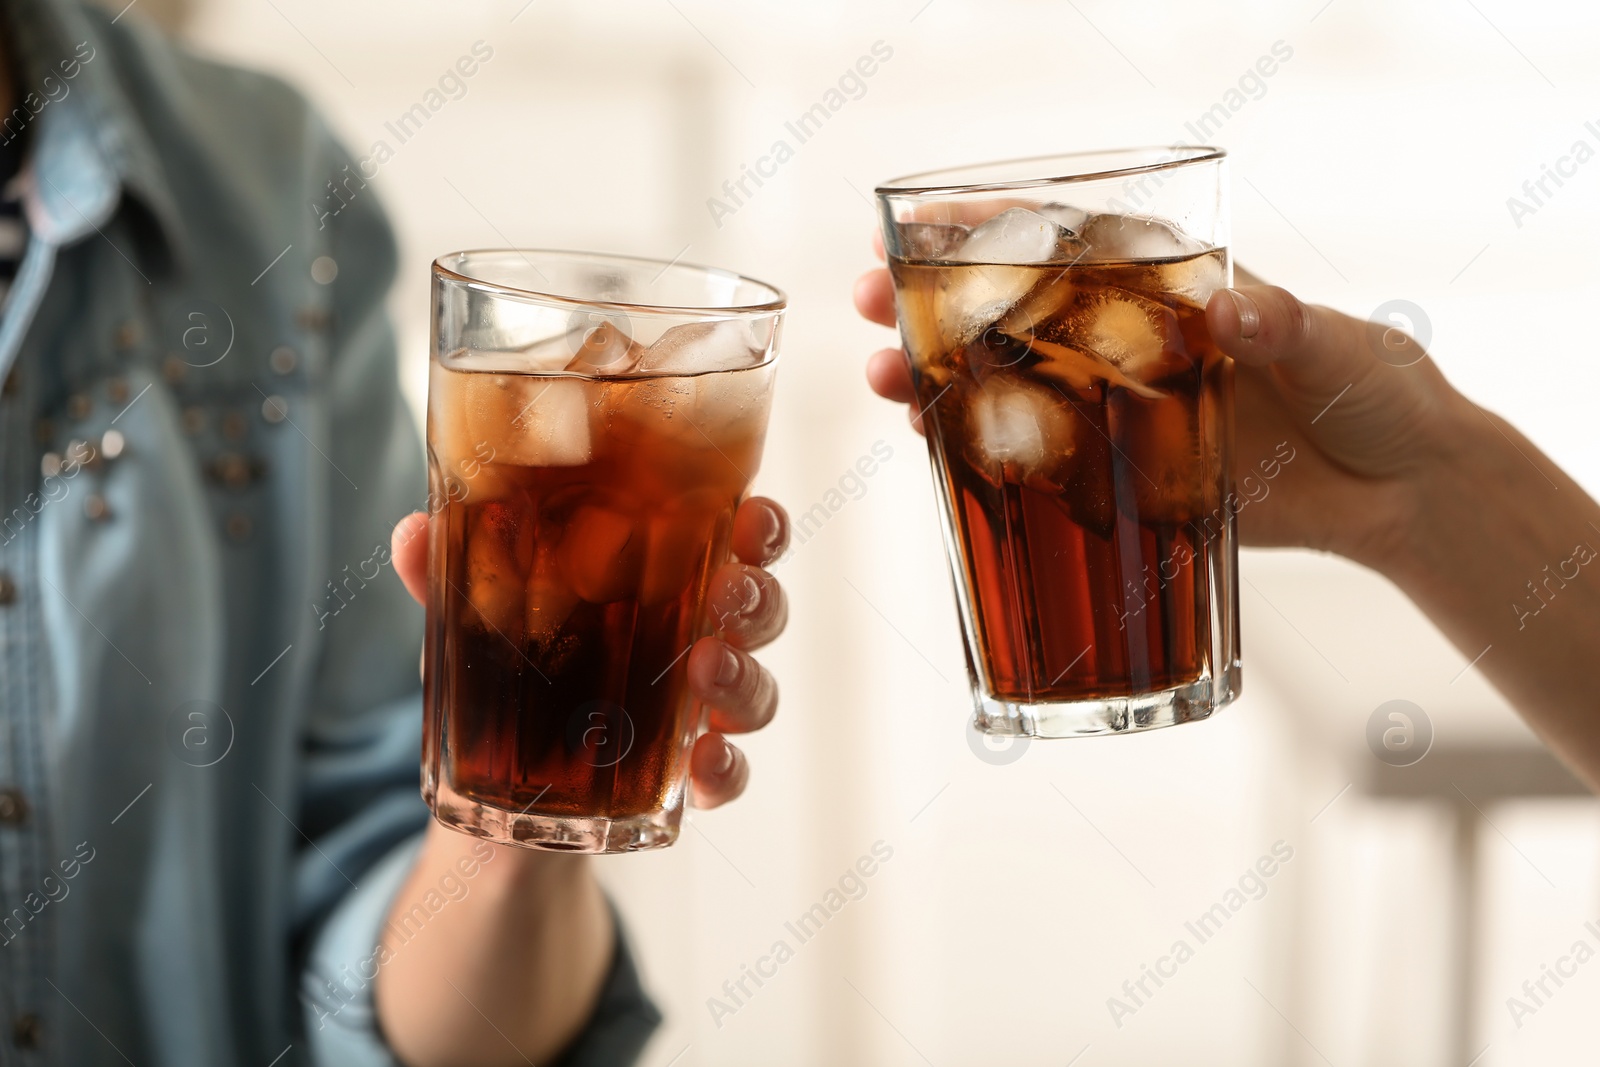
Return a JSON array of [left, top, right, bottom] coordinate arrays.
[[606, 358, 772, 469], [429, 361, 479, 479], [464, 505, 530, 640], [565, 318, 644, 376], [637, 319, 763, 375], [559, 503, 645, 603], [428, 363, 518, 502], [966, 377, 1075, 486], [1020, 335, 1164, 400], [896, 221, 970, 259], [640, 489, 724, 606], [1111, 391, 1204, 524], [953, 207, 1065, 266], [524, 539, 579, 645], [1071, 288, 1183, 381], [997, 266, 1076, 337], [935, 208, 1076, 347], [1079, 213, 1206, 263], [1155, 249, 1226, 308], [937, 265, 1041, 348], [1037, 202, 1090, 234], [497, 377, 593, 467]]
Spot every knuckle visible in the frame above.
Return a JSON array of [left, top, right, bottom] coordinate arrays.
[[1277, 288, 1313, 355]]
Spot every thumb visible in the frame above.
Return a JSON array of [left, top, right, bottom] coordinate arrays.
[[391, 512, 429, 606], [1205, 284, 1400, 410]]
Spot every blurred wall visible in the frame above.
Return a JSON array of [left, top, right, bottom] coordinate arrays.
[[127, 1, 1600, 1063]]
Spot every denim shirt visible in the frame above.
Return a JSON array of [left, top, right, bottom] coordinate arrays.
[[0, 1, 658, 1063]]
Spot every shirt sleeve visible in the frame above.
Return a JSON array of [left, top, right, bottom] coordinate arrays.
[[302, 833, 662, 1067], [285, 113, 659, 1065]]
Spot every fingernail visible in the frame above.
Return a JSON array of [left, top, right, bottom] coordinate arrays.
[[756, 503, 784, 557], [1226, 289, 1260, 339], [715, 645, 742, 688], [711, 739, 735, 776], [728, 574, 761, 616]]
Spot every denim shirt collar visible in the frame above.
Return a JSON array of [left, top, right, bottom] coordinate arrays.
[[5, 0, 187, 271]]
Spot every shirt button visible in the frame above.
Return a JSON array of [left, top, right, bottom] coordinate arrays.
[[261, 395, 288, 424], [115, 320, 140, 349], [11, 1012, 41, 1049], [0, 574, 15, 605], [269, 346, 298, 375], [101, 429, 127, 461], [182, 407, 206, 436], [106, 378, 130, 405], [221, 411, 248, 442], [163, 355, 188, 383], [84, 495, 111, 522], [311, 256, 339, 285], [66, 393, 92, 421], [0, 789, 30, 825]]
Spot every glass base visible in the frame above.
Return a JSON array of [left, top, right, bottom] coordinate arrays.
[[427, 780, 682, 854], [972, 665, 1241, 738]]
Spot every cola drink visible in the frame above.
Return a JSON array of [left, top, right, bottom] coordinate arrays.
[[878, 156, 1241, 737], [894, 245, 1232, 700], [423, 250, 782, 851]]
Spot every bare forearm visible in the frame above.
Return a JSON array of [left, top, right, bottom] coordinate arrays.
[[1390, 396, 1600, 787], [374, 823, 613, 1067]]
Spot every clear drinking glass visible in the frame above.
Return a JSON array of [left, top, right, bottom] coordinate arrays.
[[424, 250, 783, 852], [876, 147, 1239, 738]]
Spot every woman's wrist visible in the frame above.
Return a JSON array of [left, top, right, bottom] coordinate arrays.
[[1381, 391, 1520, 604], [417, 819, 594, 899]]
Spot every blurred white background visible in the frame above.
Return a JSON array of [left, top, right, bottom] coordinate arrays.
[[146, 0, 1600, 1062]]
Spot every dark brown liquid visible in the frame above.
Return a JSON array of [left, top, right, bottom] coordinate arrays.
[[892, 251, 1235, 702], [424, 369, 761, 818]]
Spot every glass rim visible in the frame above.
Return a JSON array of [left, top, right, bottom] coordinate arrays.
[[875, 145, 1226, 198], [431, 248, 788, 317]]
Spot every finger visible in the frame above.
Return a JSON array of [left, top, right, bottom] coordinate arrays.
[[687, 636, 778, 734], [872, 227, 885, 262], [866, 347, 916, 404], [706, 562, 787, 650], [731, 497, 789, 567], [854, 268, 898, 328], [690, 733, 749, 809], [391, 512, 429, 605], [1206, 285, 1385, 399]]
